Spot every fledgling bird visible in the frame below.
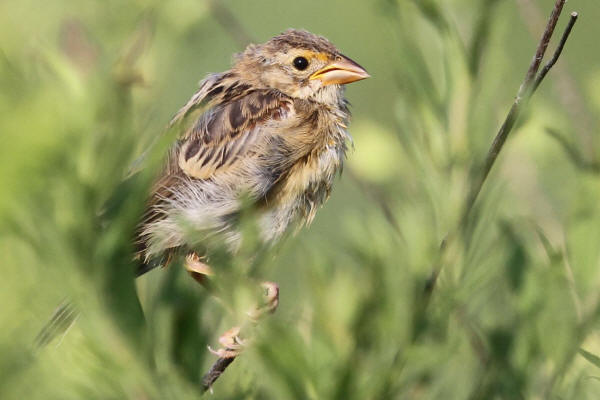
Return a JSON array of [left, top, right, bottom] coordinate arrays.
[[135, 29, 369, 323]]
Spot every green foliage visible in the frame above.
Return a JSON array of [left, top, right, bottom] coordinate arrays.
[[2, 0, 600, 399]]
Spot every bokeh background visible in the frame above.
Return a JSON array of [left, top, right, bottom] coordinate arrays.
[[2, 0, 600, 398]]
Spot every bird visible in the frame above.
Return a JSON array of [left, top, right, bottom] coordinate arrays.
[[134, 29, 369, 355]]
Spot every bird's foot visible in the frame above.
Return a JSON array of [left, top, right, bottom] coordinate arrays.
[[185, 252, 213, 285], [209, 281, 279, 358], [208, 326, 245, 358]]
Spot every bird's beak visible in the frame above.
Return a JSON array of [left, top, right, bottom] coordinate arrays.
[[309, 55, 370, 86]]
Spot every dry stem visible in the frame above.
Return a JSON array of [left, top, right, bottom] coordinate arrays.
[[425, 1, 578, 296]]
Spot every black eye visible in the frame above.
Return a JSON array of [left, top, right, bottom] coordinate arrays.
[[293, 56, 309, 71]]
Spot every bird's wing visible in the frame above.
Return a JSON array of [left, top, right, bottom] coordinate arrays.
[[135, 80, 293, 268], [176, 88, 292, 179]]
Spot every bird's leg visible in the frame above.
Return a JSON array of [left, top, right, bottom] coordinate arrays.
[[184, 252, 214, 286], [184, 252, 279, 358], [209, 281, 279, 359], [184, 252, 240, 357]]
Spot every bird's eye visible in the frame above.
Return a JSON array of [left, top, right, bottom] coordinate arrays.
[[293, 56, 309, 71]]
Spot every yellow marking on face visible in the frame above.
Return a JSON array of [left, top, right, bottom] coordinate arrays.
[[313, 52, 330, 62], [292, 50, 330, 64]]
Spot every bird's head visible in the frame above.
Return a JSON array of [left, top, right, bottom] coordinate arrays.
[[232, 29, 369, 104]]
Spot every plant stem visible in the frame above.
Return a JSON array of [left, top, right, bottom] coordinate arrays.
[[425, 0, 578, 296]]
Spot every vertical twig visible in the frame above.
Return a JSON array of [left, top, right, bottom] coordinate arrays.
[[516, 0, 596, 156], [463, 0, 567, 221], [425, 1, 578, 295], [532, 12, 578, 92]]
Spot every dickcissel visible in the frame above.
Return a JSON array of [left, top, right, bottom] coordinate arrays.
[[134, 29, 369, 352]]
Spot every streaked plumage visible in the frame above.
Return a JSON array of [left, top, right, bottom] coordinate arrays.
[[135, 29, 369, 273]]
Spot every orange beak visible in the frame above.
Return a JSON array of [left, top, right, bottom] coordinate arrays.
[[309, 54, 370, 86]]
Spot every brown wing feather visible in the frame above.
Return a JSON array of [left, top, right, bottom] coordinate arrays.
[[135, 77, 292, 267], [178, 89, 291, 179]]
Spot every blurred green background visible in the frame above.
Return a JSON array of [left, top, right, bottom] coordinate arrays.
[[2, 0, 600, 398]]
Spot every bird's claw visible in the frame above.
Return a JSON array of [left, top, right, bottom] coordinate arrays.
[[208, 326, 245, 358], [185, 253, 213, 285], [209, 282, 279, 358]]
